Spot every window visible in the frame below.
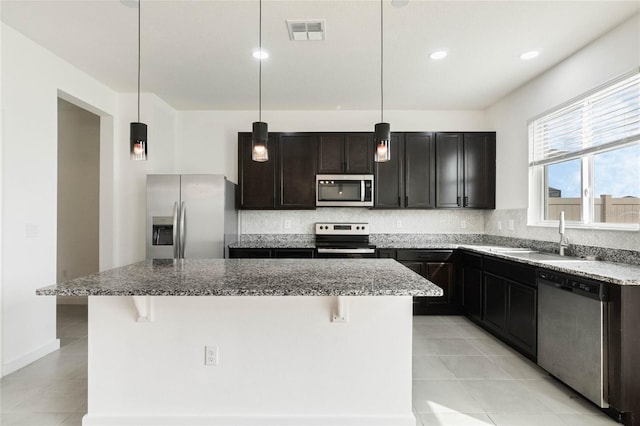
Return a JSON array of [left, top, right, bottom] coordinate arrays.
[[529, 71, 640, 228]]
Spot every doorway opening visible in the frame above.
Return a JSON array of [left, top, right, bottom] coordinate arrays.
[[56, 98, 100, 310]]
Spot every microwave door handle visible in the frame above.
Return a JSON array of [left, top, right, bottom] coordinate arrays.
[[361, 180, 365, 202]]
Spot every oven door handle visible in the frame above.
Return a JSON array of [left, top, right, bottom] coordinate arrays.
[[317, 248, 376, 254]]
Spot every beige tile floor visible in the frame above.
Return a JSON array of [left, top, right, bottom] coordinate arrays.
[[0, 306, 619, 426]]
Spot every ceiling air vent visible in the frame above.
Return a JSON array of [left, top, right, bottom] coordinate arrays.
[[286, 20, 325, 41]]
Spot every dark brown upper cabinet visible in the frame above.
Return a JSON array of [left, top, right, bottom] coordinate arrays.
[[374, 132, 435, 209], [404, 132, 436, 208], [435, 132, 496, 209], [317, 133, 373, 174], [374, 133, 404, 208], [278, 133, 317, 209], [238, 132, 278, 209]]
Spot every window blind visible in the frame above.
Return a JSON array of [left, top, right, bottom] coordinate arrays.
[[530, 71, 640, 166]]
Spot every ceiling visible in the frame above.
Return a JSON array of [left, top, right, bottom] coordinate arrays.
[[1, 0, 638, 111]]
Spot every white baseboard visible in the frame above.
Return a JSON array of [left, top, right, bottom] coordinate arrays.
[[2, 338, 60, 376], [82, 414, 417, 426]]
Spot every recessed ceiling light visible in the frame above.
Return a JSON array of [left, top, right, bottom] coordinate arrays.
[[253, 49, 269, 60], [429, 50, 448, 60], [520, 50, 540, 60]]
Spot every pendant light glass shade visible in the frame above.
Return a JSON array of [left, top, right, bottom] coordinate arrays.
[[251, 0, 269, 162], [374, 122, 391, 162], [251, 121, 269, 162], [130, 0, 148, 161], [374, 0, 390, 163], [130, 122, 148, 161]]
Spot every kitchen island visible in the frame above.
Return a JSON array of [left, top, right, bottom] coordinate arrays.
[[37, 259, 441, 426]]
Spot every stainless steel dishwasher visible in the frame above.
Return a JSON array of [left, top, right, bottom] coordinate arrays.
[[537, 269, 609, 408]]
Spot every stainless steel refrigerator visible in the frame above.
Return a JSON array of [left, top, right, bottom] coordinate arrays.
[[146, 174, 237, 259]]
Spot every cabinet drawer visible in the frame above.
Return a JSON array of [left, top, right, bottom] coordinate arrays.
[[484, 256, 535, 287], [397, 250, 453, 262]]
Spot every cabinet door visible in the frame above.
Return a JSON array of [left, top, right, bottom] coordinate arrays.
[[238, 133, 277, 209], [345, 133, 373, 174], [317, 133, 344, 174], [435, 133, 463, 208], [483, 273, 507, 332], [405, 132, 435, 208], [278, 133, 317, 209], [462, 264, 483, 320], [374, 133, 404, 208], [463, 133, 496, 209], [426, 262, 454, 305], [400, 260, 425, 276], [507, 281, 536, 356]]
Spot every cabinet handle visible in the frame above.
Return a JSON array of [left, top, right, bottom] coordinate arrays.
[[464, 196, 469, 207], [457, 196, 461, 207]]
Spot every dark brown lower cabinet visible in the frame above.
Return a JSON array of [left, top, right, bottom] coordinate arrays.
[[460, 251, 483, 321], [396, 250, 457, 315], [483, 272, 507, 331], [608, 284, 640, 426], [482, 257, 537, 359]]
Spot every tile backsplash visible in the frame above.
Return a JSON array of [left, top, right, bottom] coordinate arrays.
[[240, 208, 486, 235], [239, 208, 639, 264]]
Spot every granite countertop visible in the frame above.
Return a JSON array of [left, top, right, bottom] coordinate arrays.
[[36, 259, 443, 297], [229, 241, 316, 249], [231, 237, 640, 286], [459, 246, 640, 286]]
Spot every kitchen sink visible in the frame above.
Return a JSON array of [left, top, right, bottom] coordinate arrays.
[[507, 251, 586, 262], [485, 247, 536, 253]]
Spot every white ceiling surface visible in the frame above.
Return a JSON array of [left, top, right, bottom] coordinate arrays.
[[1, 1, 638, 111]]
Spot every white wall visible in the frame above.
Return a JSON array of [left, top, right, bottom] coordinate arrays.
[[1, 22, 179, 373], [0, 24, 119, 374], [177, 109, 491, 235], [485, 14, 640, 250]]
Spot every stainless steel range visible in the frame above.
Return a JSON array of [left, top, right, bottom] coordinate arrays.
[[315, 223, 377, 258]]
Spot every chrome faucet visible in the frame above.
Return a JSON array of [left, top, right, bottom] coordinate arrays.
[[559, 211, 569, 256]]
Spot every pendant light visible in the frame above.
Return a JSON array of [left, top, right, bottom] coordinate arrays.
[[251, 0, 269, 162], [374, 0, 391, 163], [130, 0, 147, 161]]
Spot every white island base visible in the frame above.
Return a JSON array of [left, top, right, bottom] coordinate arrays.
[[83, 295, 416, 426]]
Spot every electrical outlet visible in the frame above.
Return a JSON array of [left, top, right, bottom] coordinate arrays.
[[508, 219, 515, 231], [460, 220, 467, 229], [205, 346, 218, 366], [283, 220, 291, 229], [497, 221, 503, 231], [396, 219, 402, 228]]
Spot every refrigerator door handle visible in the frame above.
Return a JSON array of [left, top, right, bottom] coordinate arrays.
[[179, 202, 186, 258], [172, 202, 179, 259]]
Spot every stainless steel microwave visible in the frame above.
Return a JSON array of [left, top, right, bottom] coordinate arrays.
[[316, 175, 374, 207]]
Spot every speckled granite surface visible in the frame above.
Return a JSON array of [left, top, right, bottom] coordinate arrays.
[[36, 259, 443, 297], [230, 234, 316, 249], [460, 246, 640, 286], [229, 234, 640, 285]]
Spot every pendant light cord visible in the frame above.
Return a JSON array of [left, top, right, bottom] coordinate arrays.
[[380, 0, 384, 123], [259, 0, 262, 122], [137, 0, 141, 123]]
